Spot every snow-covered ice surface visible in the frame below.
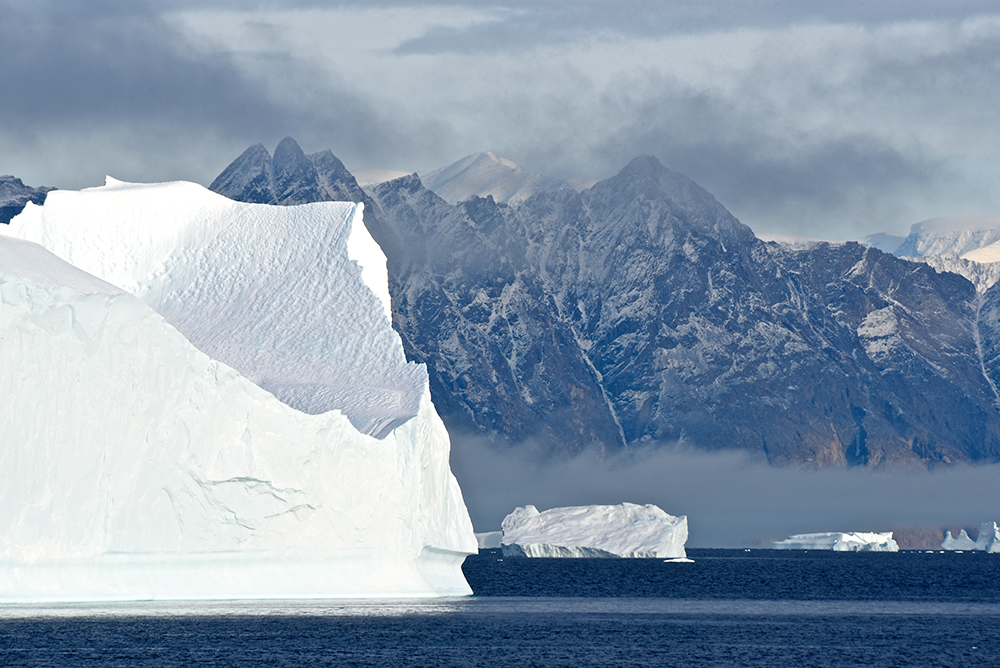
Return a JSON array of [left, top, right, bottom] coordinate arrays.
[[0, 183, 477, 602], [942, 522, 1000, 552], [500, 504, 688, 558], [771, 532, 899, 552], [7, 178, 414, 437]]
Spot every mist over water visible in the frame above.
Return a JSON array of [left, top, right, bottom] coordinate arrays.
[[450, 436, 1000, 547]]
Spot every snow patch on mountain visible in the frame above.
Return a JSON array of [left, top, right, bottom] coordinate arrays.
[[857, 307, 903, 362], [896, 217, 1000, 258], [420, 152, 584, 205], [862, 217, 1000, 292]]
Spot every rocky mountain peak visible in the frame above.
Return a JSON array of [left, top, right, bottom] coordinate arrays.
[[584, 155, 756, 252], [0, 175, 55, 224], [208, 143, 273, 204]]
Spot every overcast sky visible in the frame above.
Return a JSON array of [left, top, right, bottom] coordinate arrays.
[[4, 0, 1000, 239]]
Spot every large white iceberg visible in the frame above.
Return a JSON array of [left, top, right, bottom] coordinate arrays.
[[0, 179, 477, 602], [500, 503, 688, 558], [7, 178, 419, 437], [771, 532, 899, 552], [942, 522, 1000, 552]]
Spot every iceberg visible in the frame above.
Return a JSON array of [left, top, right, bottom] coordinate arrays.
[[941, 522, 1000, 552], [6, 178, 416, 437], [771, 532, 899, 552], [976, 522, 1000, 552], [0, 180, 477, 602], [500, 503, 688, 558], [941, 529, 978, 551]]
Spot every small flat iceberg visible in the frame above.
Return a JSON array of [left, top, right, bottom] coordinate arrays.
[[499, 503, 688, 559], [771, 532, 899, 552], [942, 522, 1000, 552]]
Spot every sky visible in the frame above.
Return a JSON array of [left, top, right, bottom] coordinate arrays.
[[4, 0, 1000, 240]]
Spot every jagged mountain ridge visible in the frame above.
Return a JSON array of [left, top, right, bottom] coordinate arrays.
[[0, 176, 54, 225], [211, 139, 1000, 468]]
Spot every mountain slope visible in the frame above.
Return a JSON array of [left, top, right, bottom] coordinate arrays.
[[0, 175, 54, 224]]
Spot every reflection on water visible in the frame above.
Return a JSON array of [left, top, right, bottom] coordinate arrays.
[[1, 551, 998, 668], [3, 596, 1000, 619]]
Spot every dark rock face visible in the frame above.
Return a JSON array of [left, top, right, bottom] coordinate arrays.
[[211, 140, 1000, 468], [0, 176, 54, 224], [209, 137, 369, 207], [366, 177, 625, 456]]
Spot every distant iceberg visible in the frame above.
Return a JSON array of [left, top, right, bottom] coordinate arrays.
[[0, 179, 477, 602], [500, 503, 687, 558], [941, 529, 978, 551], [941, 522, 1000, 552], [771, 532, 899, 552]]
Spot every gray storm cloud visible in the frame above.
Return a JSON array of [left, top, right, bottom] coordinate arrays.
[[0, 0, 411, 189], [4, 1, 1000, 238]]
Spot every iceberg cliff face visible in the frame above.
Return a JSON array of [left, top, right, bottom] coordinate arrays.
[[771, 532, 899, 552], [500, 503, 688, 558], [0, 181, 477, 602]]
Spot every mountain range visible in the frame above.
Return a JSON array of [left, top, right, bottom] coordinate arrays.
[[210, 138, 1000, 469], [862, 217, 1000, 293]]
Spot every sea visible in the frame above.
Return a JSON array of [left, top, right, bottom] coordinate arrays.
[[1, 549, 997, 667]]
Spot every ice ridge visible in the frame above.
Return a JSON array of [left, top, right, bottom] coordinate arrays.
[[7, 178, 414, 437]]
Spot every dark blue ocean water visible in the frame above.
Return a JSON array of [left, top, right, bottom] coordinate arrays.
[[1, 549, 998, 667]]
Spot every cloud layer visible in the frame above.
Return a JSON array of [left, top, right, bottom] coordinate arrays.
[[451, 435, 1000, 547], [4, 2, 1000, 239]]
